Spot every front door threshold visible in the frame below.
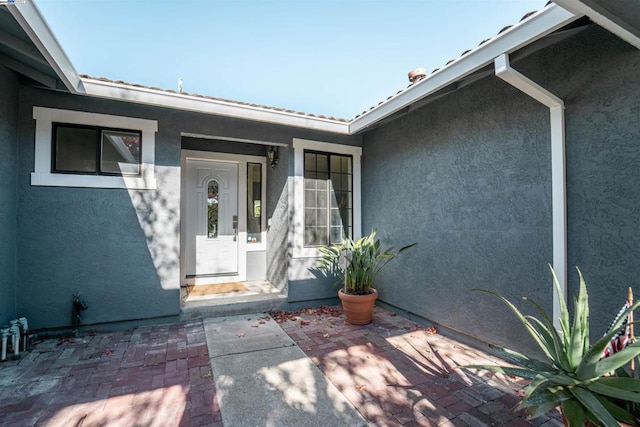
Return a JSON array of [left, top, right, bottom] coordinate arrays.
[[180, 281, 286, 320]]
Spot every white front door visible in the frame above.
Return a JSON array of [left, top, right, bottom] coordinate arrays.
[[185, 159, 238, 276]]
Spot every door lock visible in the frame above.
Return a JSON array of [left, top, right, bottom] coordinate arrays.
[[232, 216, 238, 241]]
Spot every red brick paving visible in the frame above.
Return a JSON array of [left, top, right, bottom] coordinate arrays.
[[275, 305, 564, 427], [1, 307, 564, 426], [0, 320, 221, 427]]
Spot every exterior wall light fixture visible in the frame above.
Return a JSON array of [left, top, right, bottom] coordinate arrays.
[[267, 146, 279, 168]]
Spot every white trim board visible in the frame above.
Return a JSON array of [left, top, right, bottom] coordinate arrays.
[[83, 78, 350, 135], [7, 2, 84, 94], [290, 138, 362, 259], [348, 4, 580, 134], [31, 107, 157, 190]]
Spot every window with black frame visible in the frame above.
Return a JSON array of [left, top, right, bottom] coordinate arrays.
[[53, 123, 141, 176], [303, 150, 352, 246]]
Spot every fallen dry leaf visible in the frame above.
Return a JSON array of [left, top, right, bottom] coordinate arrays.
[[425, 326, 437, 335]]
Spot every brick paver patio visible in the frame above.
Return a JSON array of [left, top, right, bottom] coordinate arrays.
[[0, 321, 221, 427], [0, 307, 563, 426], [275, 305, 564, 427]]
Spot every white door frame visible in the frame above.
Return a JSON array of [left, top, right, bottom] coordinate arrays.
[[180, 149, 267, 286]]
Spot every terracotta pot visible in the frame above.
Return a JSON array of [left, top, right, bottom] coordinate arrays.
[[338, 288, 378, 325]]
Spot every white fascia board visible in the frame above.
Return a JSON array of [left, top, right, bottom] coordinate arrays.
[[348, 4, 580, 134], [81, 78, 350, 135], [7, 1, 84, 94], [553, 0, 640, 49]]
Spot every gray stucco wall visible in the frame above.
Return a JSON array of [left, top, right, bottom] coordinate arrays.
[[16, 85, 358, 328], [361, 26, 640, 353], [362, 69, 552, 353], [0, 66, 19, 325]]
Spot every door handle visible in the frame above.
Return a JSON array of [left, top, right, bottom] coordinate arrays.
[[232, 216, 238, 241]]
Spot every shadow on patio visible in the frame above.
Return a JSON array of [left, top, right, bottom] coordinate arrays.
[[0, 321, 220, 427], [274, 305, 564, 426]]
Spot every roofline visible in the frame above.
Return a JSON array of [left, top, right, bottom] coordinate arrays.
[[553, 0, 640, 49], [81, 78, 351, 134], [7, 1, 84, 94], [348, 3, 581, 134]]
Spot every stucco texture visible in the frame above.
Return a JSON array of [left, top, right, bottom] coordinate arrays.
[[16, 85, 358, 328], [363, 71, 552, 353], [362, 26, 640, 353], [0, 66, 19, 325]]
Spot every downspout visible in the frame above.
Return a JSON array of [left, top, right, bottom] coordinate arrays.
[[494, 54, 567, 330]]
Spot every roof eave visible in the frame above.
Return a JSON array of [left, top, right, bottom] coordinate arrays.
[[7, 1, 84, 94], [553, 0, 640, 49], [81, 78, 350, 134], [348, 3, 581, 135]]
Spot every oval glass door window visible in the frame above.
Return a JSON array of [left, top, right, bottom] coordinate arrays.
[[207, 180, 219, 238]]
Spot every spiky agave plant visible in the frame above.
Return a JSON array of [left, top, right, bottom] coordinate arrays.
[[469, 267, 640, 426]]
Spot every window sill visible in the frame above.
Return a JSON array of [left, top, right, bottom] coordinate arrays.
[[292, 246, 321, 259], [31, 172, 157, 190]]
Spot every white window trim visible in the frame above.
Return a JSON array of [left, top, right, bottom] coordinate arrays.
[[31, 106, 158, 189], [291, 138, 362, 259]]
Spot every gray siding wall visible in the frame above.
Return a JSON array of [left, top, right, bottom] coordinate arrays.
[[362, 26, 640, 352], [0, 66, 19, 325], [16, 86, 358, 328]]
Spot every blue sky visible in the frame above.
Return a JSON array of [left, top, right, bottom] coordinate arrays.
[[37, 0, 546, 119]]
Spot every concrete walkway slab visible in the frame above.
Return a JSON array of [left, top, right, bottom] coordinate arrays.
[[203, 314, 294, 357], [203, 314, 366, 426]]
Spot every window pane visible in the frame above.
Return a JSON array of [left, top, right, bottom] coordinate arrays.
[[316, 154, 328, 174], [341, 156, 351, 173], [304, 153, 316, 172], [305, 189, 316, 208], [101, 130, 140, 175], [247, 163, 262, 243], [316, 190, 327, 208], [54, 126, 97, 173], [305, 227, 327, 246], [207, 181, 219, 239], [330, 226, 345, 243]]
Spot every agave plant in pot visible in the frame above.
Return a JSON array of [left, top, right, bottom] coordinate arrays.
[[468, 267, 640, 426], [317, 230, 415, 325]]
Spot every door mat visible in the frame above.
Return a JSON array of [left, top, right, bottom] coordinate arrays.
[[185, 282, 248, 296]]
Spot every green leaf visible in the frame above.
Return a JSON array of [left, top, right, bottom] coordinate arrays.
[[561, 398, 586, 427], [474, 289, 556, 362], [568, 269, 590, 369], [519, 385, 571, 409], [570, 387, 620, 427], [550, 265, 571, 346], [525, 314, 570, 371], [522, 400, 563, 419], [578, 304, 640, 374], [594, 376, 640, 392], [587, 378, 640, 402], [594, 395, 637, 426], [581, 341, 640, 379]]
